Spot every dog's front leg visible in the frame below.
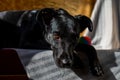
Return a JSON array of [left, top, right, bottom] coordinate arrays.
[[86, 45, 104, 76], [75, 44, 104, 76]]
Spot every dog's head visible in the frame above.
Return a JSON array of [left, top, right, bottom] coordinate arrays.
[[37, 8, 93, 68]]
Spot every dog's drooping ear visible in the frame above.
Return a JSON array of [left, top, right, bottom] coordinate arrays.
[[75, 15, 93, 33], [36, 8, 56, 30]]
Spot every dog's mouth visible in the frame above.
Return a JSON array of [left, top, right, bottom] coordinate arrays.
[[58, 62, 73, 68], [61, 59, 73, 68], [55, 51, 79, 68]]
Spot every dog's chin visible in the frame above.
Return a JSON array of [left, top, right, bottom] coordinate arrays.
[[56, 62, 84, 69], [56, 64, 72, 68], [55, 61, 73, 68]]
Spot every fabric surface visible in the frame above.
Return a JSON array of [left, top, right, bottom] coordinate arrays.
[[84, 0, 120, 49], [15, 49, 120, 80]]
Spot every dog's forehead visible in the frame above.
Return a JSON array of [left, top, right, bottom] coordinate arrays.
[[51, 15, 76, 33]]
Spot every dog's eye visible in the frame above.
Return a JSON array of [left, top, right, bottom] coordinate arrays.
[[53, 35, 60, 40], [53, 31, 60, 40]]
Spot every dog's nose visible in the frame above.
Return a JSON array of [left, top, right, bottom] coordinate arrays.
[[61, 59, 72, 66]]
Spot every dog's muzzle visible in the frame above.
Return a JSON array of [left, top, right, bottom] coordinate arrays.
[[60, 58, 73, 68], [55, 51, 74, 68]]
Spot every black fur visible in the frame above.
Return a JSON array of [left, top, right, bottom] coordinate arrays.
[[0, 8, 103, 76]]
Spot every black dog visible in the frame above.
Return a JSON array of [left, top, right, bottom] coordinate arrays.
[[0, 8, 104, 76]]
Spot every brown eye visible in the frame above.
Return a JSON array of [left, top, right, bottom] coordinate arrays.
[[53, 35, 60, 40], [53, 31, 60, 40]]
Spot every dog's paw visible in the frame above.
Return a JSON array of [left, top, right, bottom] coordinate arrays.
[[90, 63, 104, 77]]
